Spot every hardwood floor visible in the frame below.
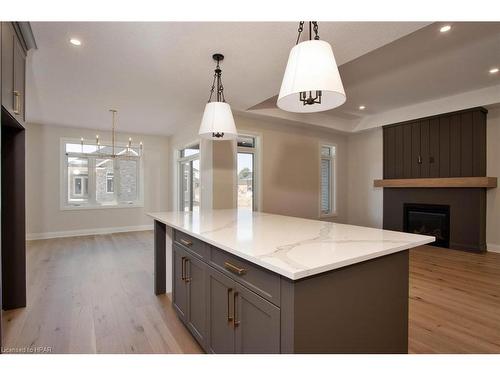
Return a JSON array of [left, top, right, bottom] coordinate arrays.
[[409, 246, 500, 353], [1, 231, 203, 354], [2, 232, 499, 353]]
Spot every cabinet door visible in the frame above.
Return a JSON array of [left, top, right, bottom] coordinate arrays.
[[449, 114, 461, 177], [420, 120, 430, 178], [1, 22, 14, 113], [185, 255, 208, 347], [207, 267, 236, 353], [402, 124, 413, 178], [460, 111, 473, 177], [429, 118, 440, 177], [172, 245, 188, 323], [411, 122, 421, 178], [234, 286, 280, 354], [13, 37, 25, 122]]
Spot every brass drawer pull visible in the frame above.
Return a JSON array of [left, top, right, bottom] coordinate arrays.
[[185, 258, 191, 283], [227, 288, 233, 323], [233, 291, 240, 327], [181, 256, 187, 281], [180, 238, 193, 247], [224, 262, 246, 276], [13, 90, 21, 115]]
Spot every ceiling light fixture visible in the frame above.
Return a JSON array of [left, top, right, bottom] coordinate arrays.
[[198, 53, 238, 141], [69, 38, 82, 46], [277, 21, 346, 113], [440, 25, 451, 33], [359, 105, 366, 110], [76, 110, 142, 159], [489, 67, 499, 74]]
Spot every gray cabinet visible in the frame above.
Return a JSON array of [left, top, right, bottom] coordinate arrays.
[[1, 22, 14, 114], [172, 245, 188, 323], [206, 265, 280, 354], [13, 37, 25, 122], [173, 244, 208, 348], [207, 267, 236, 353], [158, 226, 410, 354], [1, 22, 26, 122], [234, 285, 280, 353], [186, 253, 208, 347]]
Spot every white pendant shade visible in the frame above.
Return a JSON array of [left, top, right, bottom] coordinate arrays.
[[277, 40, 346, 113], [198, 102, 238, 141]]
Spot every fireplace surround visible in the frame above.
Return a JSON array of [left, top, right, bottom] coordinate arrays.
[[404, 203, 450, 248], [383, 188, 486, 252]]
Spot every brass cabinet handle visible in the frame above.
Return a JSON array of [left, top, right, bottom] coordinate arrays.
[[180, 238, 193, 247], [224, 261, 246, 276], [233, 291, 240, 327], [13, 90, 21, 115], [181, 256, 187, 281], [184, 258, 191, 283], [227, 288, 233, 323]]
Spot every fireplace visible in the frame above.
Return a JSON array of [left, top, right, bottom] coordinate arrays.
[[404, 203, 450, 248]]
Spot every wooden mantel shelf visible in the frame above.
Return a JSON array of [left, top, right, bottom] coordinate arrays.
[[374, 177, 497, 188]]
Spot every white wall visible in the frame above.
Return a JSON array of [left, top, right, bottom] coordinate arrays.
[[26, 122, 170, 239], [167, 114, 349, 222], [486, 107, 500, 251], [347, 128, 383, 228]]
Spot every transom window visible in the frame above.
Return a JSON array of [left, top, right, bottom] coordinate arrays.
[[61, 139, 143, 209], [320, 144, 336, 216]]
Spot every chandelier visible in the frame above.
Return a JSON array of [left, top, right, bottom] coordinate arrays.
[[80, 109, 143, 158], [277, 21, 346, 113], [198, 53, 238, 141]]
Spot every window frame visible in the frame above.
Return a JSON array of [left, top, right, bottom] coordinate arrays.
[[319, 143, 337, 218], [60, 138, 144, 211], [177, 141, 201, 212], [236, 132, 261, 212]]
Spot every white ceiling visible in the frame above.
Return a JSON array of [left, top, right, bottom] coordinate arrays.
[[27, 22, 429, 135], [248, 22, 500, 132]]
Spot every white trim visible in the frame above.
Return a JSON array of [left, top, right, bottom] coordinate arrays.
[[487, 243, 500, 253], [27, 224, 154, 241]]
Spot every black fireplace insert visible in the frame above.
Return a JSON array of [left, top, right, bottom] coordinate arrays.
[[404, 203, 450, 248]]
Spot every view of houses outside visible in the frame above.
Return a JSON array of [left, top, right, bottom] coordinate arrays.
[[237, 152, 253, 210]]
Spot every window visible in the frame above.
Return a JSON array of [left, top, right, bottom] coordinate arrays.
[[237, 135, 259, 211], [178, 144, 200, 212], [62, 139, 143, 209], [320, 145, 336, 216], [106, 172, 114, 193]]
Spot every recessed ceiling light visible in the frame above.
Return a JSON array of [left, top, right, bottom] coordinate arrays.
[[440, 25, 451, 33], [70, 38, 82, 46], [359, 105, 366, 110], [489, 68, 499, 74]]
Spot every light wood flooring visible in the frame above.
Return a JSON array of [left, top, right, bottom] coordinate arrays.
[[2, 232, 499, 353]]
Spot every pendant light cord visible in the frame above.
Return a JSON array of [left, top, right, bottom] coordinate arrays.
[[207, 59, 226, 103], [295, 21, 320, 45]]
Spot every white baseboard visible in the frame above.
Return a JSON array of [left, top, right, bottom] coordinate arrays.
[[27, 224, 154, 241], [487, 243, 500, 253]]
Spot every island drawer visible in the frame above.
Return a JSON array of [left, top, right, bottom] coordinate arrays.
[[209, 246, 281, 306], [173, 230, 209, 259]]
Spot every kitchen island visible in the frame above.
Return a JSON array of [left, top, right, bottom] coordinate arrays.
[[148, 209, 434, 354]]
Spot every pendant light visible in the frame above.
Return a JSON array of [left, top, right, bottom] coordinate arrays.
[[198, 53, 238, 141], [277, 22, 346, 113]]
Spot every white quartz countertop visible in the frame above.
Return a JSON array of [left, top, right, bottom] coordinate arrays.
[[148, 210, 434, 280]]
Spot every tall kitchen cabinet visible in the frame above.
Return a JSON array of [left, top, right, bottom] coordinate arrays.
[[0, 22, 35, 349], [383, 107, 487, 179], [172, 234, 281, 354]]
